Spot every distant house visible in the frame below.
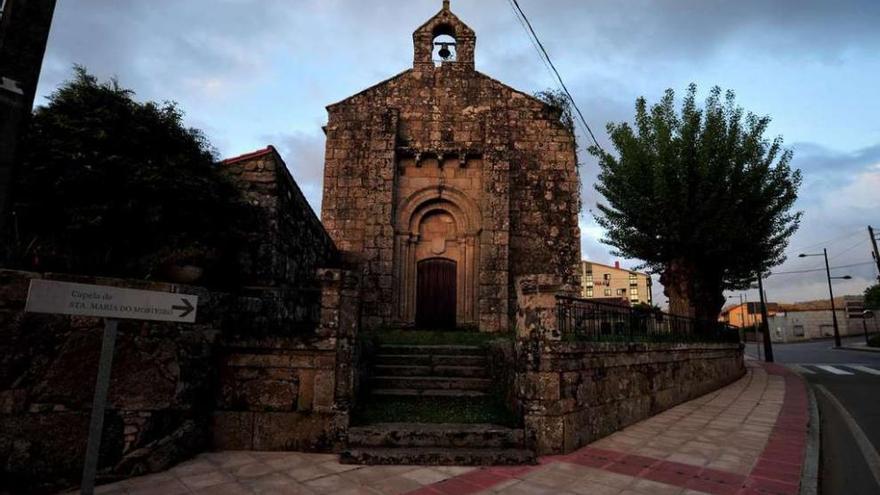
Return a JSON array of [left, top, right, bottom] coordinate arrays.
[[767, 295, 874, 342], [719, 302, 780, 328], [580, 261, 653, 306]]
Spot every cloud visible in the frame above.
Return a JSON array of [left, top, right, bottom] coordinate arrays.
[[266, 131, 327, 212]]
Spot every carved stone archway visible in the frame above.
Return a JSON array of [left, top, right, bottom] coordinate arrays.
[[394, 186, 481, 327]]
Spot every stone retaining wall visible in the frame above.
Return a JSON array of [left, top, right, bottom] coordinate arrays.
[[0, 270, 225, 493], [0, 264, 360, 493], [516, 341, 745, 455], [212, 267, 360, 452]]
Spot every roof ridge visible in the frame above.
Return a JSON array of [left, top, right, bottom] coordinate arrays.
[[219, 145, 276, 165]]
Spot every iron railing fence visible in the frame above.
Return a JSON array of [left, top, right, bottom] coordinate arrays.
[[556, 296, 740, 344]]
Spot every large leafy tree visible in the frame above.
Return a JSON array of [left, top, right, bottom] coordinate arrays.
[[590, 84, 802, 323], [5, 66, 252, 285]]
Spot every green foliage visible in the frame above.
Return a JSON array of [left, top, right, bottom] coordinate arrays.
[[535, 89, 575, 135], [590, 84, 802, 319], [6, 66, 253, 285], [865, 284, 880, 310]]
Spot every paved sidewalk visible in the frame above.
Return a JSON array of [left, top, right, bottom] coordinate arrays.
[[75, 361, 809, 495]]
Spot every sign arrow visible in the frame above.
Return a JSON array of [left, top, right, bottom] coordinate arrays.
[[172, 298, 195, 319]]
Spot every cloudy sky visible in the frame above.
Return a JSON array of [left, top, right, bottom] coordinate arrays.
[[35, 0, 880, 306]]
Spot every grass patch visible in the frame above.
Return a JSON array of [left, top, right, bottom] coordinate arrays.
[[352, 395, 519, 426], [362, 329, 512, 347]]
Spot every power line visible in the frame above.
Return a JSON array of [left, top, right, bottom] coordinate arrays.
[[828, 237, 868, 261], [507, 0, 604, 152], [786, 227, 864, 256], [505, 0, 556, 83], [767, 260, 875, 276]]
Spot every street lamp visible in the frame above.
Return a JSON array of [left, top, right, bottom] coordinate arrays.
[[799, 249, 853, 348]]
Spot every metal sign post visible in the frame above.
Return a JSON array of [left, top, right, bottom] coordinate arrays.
[[24, 279, 199, 495], [80, 318, 118, 495]]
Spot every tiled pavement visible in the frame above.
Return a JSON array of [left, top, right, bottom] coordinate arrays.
[[76, 361, 808, 495]]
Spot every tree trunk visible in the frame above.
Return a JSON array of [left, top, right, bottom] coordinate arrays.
[[661, 258, 697, 319], [661, 258, 725, 326]]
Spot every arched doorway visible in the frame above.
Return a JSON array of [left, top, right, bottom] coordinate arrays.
[[416, 258, 457, 328], [394, 187, 481, 328]]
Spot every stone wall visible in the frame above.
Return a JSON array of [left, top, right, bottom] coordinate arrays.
[[0, 263, 362, 493], [212, 267, 360, 452], [516, 341, 745, 455], [220, 146, 337, 334], [0, 269, 225, 493]]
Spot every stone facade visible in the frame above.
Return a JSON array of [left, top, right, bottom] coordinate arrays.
[[320, 3, 581, 332], [219, 146, 336, 290], [219, 146, 337, 334]]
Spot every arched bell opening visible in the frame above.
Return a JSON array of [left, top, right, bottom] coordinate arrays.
[[432, 33, 457, 66]]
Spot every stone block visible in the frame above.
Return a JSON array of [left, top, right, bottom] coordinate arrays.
[[297, 369, 315, 411], [212, 411, 254, 450], [251, 412, 337, 451], [519, 371, 560, 401], [525, 414, 565, 455], [313, 370, 335, 410]]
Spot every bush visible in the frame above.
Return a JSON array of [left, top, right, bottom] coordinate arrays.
[[868, 334, 880, 348], [5, 67, 255, 286]]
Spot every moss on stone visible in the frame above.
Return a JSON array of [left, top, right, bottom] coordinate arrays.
[[351, 396, 518, 426]]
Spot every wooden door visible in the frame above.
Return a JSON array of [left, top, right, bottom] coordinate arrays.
[[416, 258, 457, 329]]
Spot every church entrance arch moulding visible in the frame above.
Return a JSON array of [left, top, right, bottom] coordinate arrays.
[[394, 186, 481, 328]]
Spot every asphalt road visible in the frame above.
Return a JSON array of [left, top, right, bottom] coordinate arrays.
[[744, 335, 880, 365], [748, 336, 880, 494]]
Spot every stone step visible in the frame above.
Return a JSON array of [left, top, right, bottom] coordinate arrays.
[[370, 388, 487, 398], [339, 447, 536, 466], [371, 376, 491, 391], [347, 423, 524, 449], [373, 364, 487, 378], [374, 354, 487, 367], [377, 344, 485, 356]]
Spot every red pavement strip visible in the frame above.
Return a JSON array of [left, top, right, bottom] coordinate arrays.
[[408, 362, 809, 495]]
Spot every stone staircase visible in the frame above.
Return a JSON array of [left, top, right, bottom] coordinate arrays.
[[369, 344, 491, 397], [341, 342, 535, 465]]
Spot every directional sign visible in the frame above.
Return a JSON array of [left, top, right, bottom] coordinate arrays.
[[25, 279, 199, 323]]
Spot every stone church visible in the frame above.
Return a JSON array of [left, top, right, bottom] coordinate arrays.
[[321, 1, 581, 332]]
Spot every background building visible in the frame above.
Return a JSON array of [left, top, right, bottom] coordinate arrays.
[[767, 295, 875, 342], [720, 302, 780, 328], [580, 261, 653, 306]]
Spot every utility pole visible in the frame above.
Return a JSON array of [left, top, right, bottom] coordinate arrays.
[[799, 249, 852, 348], [823, 248, 842, 348], [0, 0, 58, 236], [870, 225, 880, 283], [757, 273, 774, 362]]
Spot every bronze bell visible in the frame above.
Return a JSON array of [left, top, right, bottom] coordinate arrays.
[[436, 42, 453, 60]]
